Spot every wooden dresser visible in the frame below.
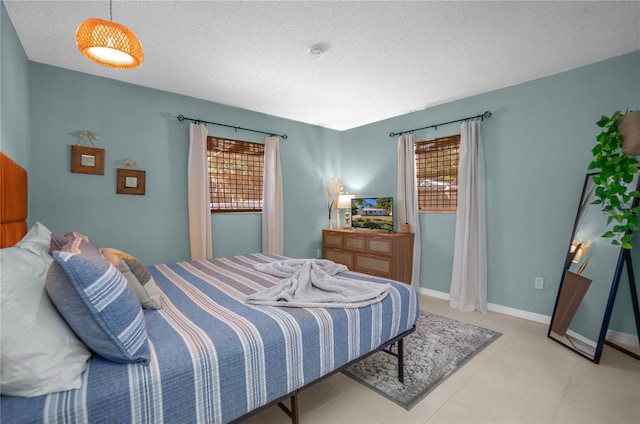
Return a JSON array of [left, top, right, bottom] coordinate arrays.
[[322, 229, 414, 284]]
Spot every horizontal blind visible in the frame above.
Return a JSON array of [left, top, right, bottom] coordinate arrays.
[[415, 134, 460, 212], [207, 136, 264, 212]]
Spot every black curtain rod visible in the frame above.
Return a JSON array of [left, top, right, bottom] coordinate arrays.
[[389, 111, 492, 138], [177, 114, 288, 140]]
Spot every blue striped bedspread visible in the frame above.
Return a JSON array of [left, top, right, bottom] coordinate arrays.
[[1, 253, 419, 423]]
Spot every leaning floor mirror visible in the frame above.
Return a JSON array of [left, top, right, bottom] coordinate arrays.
[[548, 172, 640, 363]]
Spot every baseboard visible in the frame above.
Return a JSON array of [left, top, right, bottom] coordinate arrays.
[[607, 329, 640, 348], [420, 288, 449, 301], [485, 302, 550, 324], [418, 287, 550, 324], [418, 287, 637, 346], [565, 329, 597, 349], [551, 329, 640, 351]]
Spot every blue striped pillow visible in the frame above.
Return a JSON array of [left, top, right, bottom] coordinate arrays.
[[45, 237, 150, 364]]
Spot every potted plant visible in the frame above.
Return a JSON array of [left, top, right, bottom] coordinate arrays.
[[588, 111, 640, 249]]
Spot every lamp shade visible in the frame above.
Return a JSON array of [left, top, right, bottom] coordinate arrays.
[[76, 18, 143, 69], [337, 194, 354, 209]]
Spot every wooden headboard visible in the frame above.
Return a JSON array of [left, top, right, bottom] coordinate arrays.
[[0, 152, 28, 248]]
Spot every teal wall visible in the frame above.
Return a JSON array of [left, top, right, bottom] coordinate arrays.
[[2, 5, 639, 335], [26, 63, 341, 265], [343, 51, 640, 336], [1, 1, 30, 170]]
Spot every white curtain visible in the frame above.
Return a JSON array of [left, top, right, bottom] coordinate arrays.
[[450, 120, 487, 312], [262, 136, 284, 254], [187, 123, 213, 260], [397, 134, 422, 289]]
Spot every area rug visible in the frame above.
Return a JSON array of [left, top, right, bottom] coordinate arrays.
[[343, 310, 501, 410]]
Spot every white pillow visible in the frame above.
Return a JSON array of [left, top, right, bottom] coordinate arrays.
[[16, 221, 53, 259], [0, 224, 91, 397]]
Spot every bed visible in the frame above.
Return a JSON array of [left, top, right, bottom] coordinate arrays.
[[0, 151, 419, 423]]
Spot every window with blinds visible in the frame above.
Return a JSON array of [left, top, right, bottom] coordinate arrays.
[[415, 134, 460, 212], [207, 136, 264, 212]]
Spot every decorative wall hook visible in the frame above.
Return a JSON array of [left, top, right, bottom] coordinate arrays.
[[77, 130, 100, 147], [121, 158, 142, 169]]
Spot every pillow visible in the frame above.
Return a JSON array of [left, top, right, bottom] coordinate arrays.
[[102, 248, 163, 310], [16, 221, 52, 258], [102, 247, 135, 263], [49, 231, 93, 253], [1, 234, 91, 397], [46, 238, 150, 364]]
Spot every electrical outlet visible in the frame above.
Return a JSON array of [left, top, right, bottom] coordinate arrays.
[[534, 276, 544, 290]]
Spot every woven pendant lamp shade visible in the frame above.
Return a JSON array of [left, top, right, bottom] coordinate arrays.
[[76, 18, 143, 69]]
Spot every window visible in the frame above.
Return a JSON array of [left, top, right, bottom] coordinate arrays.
[[207, 136, 264, 212], [415, 134, 460, 212]]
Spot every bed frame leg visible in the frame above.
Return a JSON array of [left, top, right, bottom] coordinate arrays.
[[290, 394, 299, 424], [277, 394, 299, 424], [397, 338, 405, 384], [382, 338, 407, 384]]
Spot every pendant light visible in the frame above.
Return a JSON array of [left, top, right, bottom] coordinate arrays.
[[76, 0, 143, 69]]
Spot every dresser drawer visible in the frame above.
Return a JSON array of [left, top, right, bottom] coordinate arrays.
[[323, 231, 344, 248], [366, 236, 392, 256], [324, 248, 354, 268], [344, 234, 366, 251], [355, 253, 392, 278]]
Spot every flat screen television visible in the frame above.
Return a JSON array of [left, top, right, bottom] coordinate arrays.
[[350, 197, 393, 231]]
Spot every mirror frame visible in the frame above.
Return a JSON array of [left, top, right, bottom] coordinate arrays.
[[548, 172, 640, 363]]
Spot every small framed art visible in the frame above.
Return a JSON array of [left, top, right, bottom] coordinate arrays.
[[117, 168, 146, 195], [71, 145, 105, 175]]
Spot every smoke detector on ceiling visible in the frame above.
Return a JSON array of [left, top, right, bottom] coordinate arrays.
[[308, 43, 329, 58]]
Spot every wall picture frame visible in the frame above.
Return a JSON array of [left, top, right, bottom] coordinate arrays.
[[117, 168, 146, 195], [71, 145, 105, 175]]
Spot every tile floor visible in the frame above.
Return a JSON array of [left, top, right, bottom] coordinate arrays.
[[239, 295, 640, 424]]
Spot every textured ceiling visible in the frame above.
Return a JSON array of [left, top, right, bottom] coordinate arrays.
[[4, 1, 640, 130]]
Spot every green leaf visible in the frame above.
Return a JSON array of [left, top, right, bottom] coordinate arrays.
[[610, 196, 621, 208], [602, 230, 616, 238], [592, 144, 603, 155], [597, 116, 609, 127], [613, 225, 626, 233]]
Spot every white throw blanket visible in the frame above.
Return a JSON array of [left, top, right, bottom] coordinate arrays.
[[247, 258, 390, 308]]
